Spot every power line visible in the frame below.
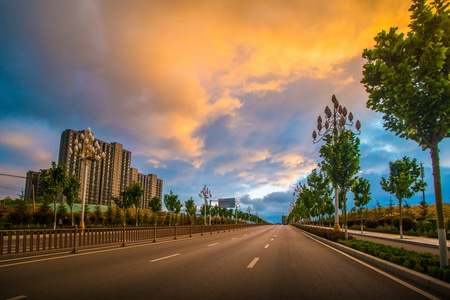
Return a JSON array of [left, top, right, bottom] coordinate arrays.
[[0, 173, 27, 179]]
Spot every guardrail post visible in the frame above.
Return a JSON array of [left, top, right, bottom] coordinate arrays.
[[71, 225, 78, 254], [174, 225, 177, 240], [201, 225, 203, 236], [189, 225, 192, 238], [0, 232, 3, 255], [121, 224, 126, 247], [153, 223, 157, 243]]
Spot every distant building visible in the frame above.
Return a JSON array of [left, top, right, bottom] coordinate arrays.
[[131, 168, 163, 209], [25, 128, 163, 208], [24, 170, 44, 201]]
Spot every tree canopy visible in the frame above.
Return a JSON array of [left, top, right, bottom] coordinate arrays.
[[40, 162, 67, 229], [148, 196, 162, 213], [381, 157, 425, 238], [63, 174, 80, 226], [361, 0, 449, 267], [319, 130, 360, 239]]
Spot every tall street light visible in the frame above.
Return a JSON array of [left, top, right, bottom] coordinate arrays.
[[312, 95, 361, 231], [292, 182, 304, 224], [68, 127, 105, 230], [199, 185, 212, 226]]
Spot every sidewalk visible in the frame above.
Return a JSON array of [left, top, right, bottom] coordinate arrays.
[[346, 229, 450, 250]]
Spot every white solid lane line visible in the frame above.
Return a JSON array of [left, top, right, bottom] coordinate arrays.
[[150, 253, 180, 262], [247, 257, 259, 268]]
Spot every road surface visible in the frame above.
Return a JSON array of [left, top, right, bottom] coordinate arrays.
[[0, 225, 443, 299]]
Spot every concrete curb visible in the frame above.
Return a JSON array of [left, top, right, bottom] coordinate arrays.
[[299, 229, 450, 298]]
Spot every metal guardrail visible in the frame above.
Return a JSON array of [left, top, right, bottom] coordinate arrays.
[[0, 224, 256, 256]]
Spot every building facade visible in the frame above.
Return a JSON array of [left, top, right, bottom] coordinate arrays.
[[131, 168, 163, 209], [24, 170, 43, 203], [46, 128, 163, 207]]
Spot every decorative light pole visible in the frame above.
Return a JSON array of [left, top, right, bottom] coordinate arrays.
[[68, 127, 105, 230], [292, 182, 304, 224], [199, 185, 212, 226], [292, 182, 303, 199], [312, 95, 361, 231]]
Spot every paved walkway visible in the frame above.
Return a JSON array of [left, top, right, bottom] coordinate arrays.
[[347, 229, 447, 247]]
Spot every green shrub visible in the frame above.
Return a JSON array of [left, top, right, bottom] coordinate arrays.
[[392, 217, 414, 231], [339, 239, 450, 283], [364, 218, 379, 229], [375, 224, 398, 234], [292, 224, 351, 242]]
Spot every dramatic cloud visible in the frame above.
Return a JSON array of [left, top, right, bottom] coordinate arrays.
[[1, 0, 448, 222]]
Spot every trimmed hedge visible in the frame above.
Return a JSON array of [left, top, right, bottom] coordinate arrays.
[[339, 239, 450, 283], [293, 224, 352, 242]]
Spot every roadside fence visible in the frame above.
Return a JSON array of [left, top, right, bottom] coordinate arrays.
[[0, 224, 257, 256]]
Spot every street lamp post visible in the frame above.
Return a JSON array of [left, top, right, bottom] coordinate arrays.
[[68, 127, 105, 230], [312, 95, 361, 231], [235, 199, 240, 224], [199, 185, 212, 226], [292, 182, 304, 224]]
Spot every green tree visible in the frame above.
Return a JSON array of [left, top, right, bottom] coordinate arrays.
[[94, 204, 103, 225], [361, 0, 449, 267], [373, 199, 382, 219], [380, 157, 425, 239], [419, 197, 429, 219], [351, 177, 372, 233], [125, 181, 144, 226], [112, 191, 133, 227], [164, 190, 179, 225], [320, 130, 360, 239], [307, 168, 332, 227], [63, 174, 80, 226], [105, 206, 114, 225], [148, 196, 162, 213], [184, 198, 196, 224], [40, 162, 67, 230], [13, 199, 30, 226], [173, 199, 182, 225], [57, 203, 67, 216], [296, 184, 314, 224]]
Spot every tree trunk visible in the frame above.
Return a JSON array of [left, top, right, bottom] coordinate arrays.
[[399, 199, 403, 239], [343, 193, 348, 240], [136, 207, 138, 227], [430, 145, 448, 267], [53, 200, 57, 230]]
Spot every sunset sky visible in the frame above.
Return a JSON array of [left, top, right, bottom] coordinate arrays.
[[1, 0, 449, 223]]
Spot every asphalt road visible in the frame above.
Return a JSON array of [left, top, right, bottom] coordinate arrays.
[[0, 225, 443, 300]]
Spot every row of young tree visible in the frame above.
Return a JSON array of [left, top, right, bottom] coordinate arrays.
[[163, 190, 265, 225], [0, 163, 264, 229], [288, 156, 425, 234], [290, 0, 449, 267]]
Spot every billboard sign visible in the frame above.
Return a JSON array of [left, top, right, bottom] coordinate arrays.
[[218, 198, 236, 208]]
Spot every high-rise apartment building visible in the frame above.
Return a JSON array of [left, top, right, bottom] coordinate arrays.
[[24, 170, 43, 203], [131, 168, 163, 209], [55, 129, 163, 207]]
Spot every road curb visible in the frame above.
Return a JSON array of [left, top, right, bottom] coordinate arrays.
[[299, 229, 450, 297]]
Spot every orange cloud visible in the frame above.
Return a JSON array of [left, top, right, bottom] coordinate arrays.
[[69, 0, 411, 163]]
